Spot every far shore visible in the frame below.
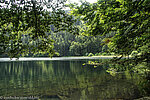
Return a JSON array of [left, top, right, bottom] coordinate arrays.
[[92, 55, 132, 58], [0, 55, 131, 62]]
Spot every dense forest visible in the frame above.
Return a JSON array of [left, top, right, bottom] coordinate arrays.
[[51, 32, 108, 56], [0, 30, 109, 57], [20, 30, 109, 57], [0, 6, 109, 57], [0, 0, 149, 62]]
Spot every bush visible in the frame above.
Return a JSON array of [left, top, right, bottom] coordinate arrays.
[[99, 53, 102, 55], [95, 53, 99, 56], [102, 52, 107, 56], [88, 53, 94, 57], [131, 51, 138, 56], [111, 52, 115, 55]]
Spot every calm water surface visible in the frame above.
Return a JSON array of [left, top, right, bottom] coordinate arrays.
[[0, 58, 145, 100]]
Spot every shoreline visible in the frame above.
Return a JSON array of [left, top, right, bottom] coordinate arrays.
[[0, 56, 123, 62]]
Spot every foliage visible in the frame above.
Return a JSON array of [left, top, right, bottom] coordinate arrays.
[[69, 0, 150, 64], [51, 32, 104, 56], [88, 53, 94, 56], [0, 0, 78, 58]]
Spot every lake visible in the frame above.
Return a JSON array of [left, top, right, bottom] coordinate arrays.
[[0, 57, 146, 100]]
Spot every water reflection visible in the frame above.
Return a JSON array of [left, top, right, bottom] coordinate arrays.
[[0, 60, 147, 99]]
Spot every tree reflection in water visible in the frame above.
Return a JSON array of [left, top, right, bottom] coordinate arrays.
[[0, 59, 149, 99]]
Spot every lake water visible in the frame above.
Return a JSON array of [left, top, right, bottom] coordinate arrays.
[[0, 58, 146, 100]]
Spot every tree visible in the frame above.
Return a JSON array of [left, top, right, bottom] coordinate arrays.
[[51, 31, 103, 56], [70, 0, 150, 64], [0, 0, 78, 58]]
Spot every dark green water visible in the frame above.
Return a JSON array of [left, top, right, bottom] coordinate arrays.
[[0, 59, 147, 100]]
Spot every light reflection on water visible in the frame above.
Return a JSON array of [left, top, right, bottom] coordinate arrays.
[[0, 59, 144, 100], [0, 57, 114, 62]]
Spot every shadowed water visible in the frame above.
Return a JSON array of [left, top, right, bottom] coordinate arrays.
[[0, 59, 145, 100]]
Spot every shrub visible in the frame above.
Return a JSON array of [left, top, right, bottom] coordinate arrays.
[[131, 51, 138, 56], [88, 53, 94, 57], [102, 52, 107, 56], [95, 53, 99, 56]]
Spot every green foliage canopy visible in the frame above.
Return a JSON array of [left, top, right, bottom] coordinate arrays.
[[70, 0, 150, 63], [0, 0, 78, 58]]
